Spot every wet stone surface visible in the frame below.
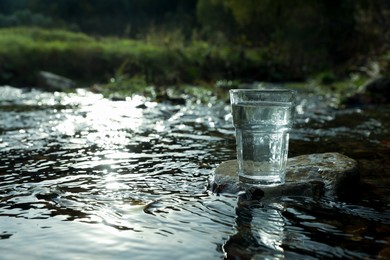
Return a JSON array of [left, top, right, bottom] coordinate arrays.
[[209, 152, 359, 199]]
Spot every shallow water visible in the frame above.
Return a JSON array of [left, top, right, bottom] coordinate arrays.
[[0, 86, 389, 259]]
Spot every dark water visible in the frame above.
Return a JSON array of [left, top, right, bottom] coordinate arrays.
[[0, 86, 389, 259]]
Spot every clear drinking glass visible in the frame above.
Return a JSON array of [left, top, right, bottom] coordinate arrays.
[[229, 89, 296, 186]]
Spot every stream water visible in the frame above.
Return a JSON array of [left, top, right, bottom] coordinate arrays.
[[0, 85, 389, 259]]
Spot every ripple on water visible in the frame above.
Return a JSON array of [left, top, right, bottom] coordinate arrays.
[[1, 86, 390, 259]]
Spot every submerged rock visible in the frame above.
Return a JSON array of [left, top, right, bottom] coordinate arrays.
[[209, 152, 358, 199]]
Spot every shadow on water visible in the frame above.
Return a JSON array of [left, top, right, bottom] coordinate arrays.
[[0, 86, 389, 259]]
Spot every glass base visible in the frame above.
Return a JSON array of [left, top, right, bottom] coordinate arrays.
[[239, 174, 285, 187]]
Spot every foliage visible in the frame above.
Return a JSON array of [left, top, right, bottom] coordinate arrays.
[[1, 0, 198, 38], [196, 0, 390, 76], [0, 9, 53, 28], [0, 0, 389, 92], [0, 27, 286, 88]]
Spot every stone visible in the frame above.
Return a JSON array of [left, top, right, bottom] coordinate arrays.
[[378, 247, 390, 260], [37, 71, 76, 92], [209, 152, 358, 199], [287, 153, 359, 197], [344, 76, 390, 106]]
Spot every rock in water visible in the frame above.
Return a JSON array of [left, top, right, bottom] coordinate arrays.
[[344, 76, 390, 106], [209, 153, 358, 199], [37, 71, 76, 92], [287, 153, 359, 197]]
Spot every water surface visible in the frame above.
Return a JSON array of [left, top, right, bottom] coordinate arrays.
[[0, 86, 389, 259]]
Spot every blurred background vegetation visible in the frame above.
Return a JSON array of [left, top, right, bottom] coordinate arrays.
[[0, 0, 389, 94]]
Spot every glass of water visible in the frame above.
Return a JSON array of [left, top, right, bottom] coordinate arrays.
[[229, 89, 296, 186]]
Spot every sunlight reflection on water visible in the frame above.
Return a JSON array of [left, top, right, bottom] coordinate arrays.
[[0, 86, 237, 259], [1, 86, 390, 259]]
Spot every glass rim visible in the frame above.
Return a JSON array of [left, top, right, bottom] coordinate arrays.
[[229, 88, 296, 94], [229, 88, 297, 104]]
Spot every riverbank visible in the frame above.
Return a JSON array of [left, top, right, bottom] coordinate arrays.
[[2, 27, 389, 106], [0, 27, 286, 87]]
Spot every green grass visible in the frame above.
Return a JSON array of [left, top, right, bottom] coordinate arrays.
[[0, 26, 379, 103], [0, 26, 280, 90]]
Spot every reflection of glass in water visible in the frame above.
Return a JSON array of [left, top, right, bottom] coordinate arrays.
[[252, 204, 285, 253], [223, 196, 286, 258]]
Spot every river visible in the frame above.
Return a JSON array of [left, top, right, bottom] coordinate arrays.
[[0, 85, 389, 259]]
